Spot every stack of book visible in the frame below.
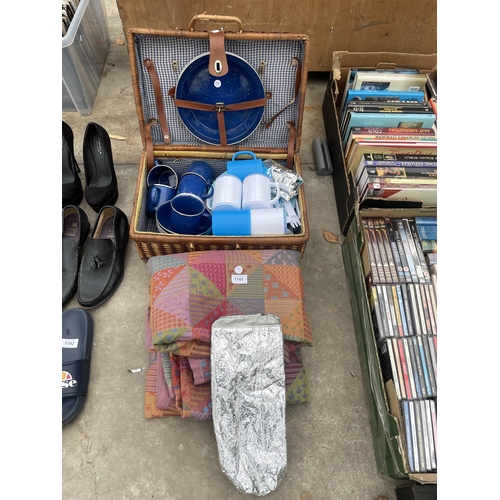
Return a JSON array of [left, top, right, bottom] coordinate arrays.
[[339, 69, 438, 205], [362, 215, 437, 474]]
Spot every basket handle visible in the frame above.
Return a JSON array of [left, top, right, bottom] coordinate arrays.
[[188, 13, 244, 32]]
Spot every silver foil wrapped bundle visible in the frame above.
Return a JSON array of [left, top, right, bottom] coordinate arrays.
[[211, 314, 287, 496], [264, 159, 303, 201]]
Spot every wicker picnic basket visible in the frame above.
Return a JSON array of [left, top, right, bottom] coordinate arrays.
[[127, 14, 310, 260]]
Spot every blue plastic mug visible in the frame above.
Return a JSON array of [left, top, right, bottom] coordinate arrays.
[[212, 209, 251, 236], [226, 151, 265, 181]]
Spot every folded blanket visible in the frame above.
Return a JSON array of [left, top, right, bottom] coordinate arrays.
[[144, 249, 313, 419], [148, 250, 313, 348]]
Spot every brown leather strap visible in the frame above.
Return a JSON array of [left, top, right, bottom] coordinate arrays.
[[216, 106, 227, 146], [286, 122, 297, 170], [266, 57, 302, 129], [173, 97, 267, 112], [144, 119, 157, 171], [172, 95, 267, 146], [143, 58, 172, 145], [208, 29, 228, 77]]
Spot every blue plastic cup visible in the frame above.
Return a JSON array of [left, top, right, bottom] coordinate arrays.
[[226, 151, 265, 181], [212, 209, 251, 236]]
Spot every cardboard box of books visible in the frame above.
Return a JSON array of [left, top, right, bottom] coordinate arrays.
[[322, 51, 438, 236], [341, 204, 437, 483]]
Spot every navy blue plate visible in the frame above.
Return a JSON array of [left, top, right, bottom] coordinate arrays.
[[175, 52, 265, 145]]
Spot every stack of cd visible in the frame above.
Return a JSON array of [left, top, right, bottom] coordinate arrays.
[[362, 215, 438, 474]]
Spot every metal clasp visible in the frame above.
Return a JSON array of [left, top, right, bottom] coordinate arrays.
[[215, 102, 225, 112]]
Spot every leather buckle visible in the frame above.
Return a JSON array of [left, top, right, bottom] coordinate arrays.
[[215, 102, 225, 113]]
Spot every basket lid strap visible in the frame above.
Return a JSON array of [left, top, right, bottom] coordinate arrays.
[[170, 92, 268, 146], [172, 96, 268, 112], [286, 122, 297, 170], [265, 57, 302, 129], [144, 119, 156, 171], [143, 58, 172, 145], [208, 29, 229, 77]]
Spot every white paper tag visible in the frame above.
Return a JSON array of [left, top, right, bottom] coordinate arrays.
[[231, 274, 248, 284], [62, 338, 79, 348]]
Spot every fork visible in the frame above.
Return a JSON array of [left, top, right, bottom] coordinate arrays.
[[283, 199, 300, 229]]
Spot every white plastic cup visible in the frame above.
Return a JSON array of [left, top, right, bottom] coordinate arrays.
[[249, 207, 287, 235], [242, 173, 280, 210], [206, 173, 243, 211]]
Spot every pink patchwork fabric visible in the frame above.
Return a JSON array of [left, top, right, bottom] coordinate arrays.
[[148, 250, 313, 349]]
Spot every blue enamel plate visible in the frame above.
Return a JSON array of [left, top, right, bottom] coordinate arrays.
[[175, 52, 265, 145]]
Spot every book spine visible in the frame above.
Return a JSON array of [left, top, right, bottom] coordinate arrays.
[[385, 218, 406, 282], [363, 159, 438, 167], [347, 104, 434, 113], [365, 153, 437, 162], [391, 220, 412, 282], [365, 166, 437, 178], [416, 224, 438, 240], [351, 127, 435, 136], [414, 216, 438, 225]]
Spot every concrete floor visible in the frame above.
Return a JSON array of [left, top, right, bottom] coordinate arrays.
[[61, 2, 405, 499]]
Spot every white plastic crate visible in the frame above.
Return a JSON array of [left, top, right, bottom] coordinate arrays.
[[62, 0, 110, 115]]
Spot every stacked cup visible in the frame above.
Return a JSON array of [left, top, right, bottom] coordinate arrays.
[[209, 151, 287, 236], [150, 161, 214, 235]]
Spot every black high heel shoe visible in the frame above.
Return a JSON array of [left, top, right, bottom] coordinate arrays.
[[62, 121, 83, 207], [83, 122, 119, 213]]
